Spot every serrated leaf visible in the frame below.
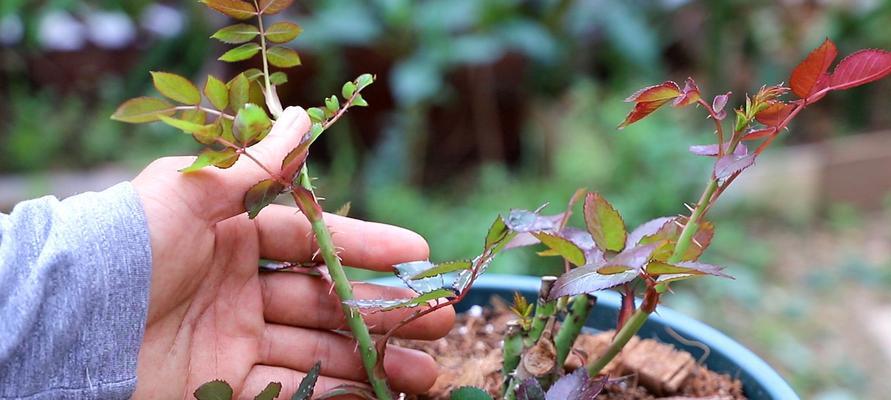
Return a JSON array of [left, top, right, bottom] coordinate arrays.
[[253, 381, 282, 400], [595, 243, 658, 275], [754, 102, 793, 127], [151, 71, 201, 105], [220, 117, 236, 143], [111, 97, 175, 123], [626, 217, 673, 249], [291, 361, 320, 400], [219, 42, 261, 62], [714, 153, 756, 180], [584, 192, 626, 253], [228, 73, 250, 112], [269, 71, 288, 85], [193, 379, 233, 400], [159, 115, 204, 133], [790, 38, 837, 99], [619, 81, 681, 129], [181, 148, 239, 172], [394, 261, 446, 293], [281, 141, 310, 180], [211, 23, 260, 44], [646, 261, 731, 278], [201, 0, 256, 20], [485, 215, 509, 249], [741, 127, 777, 141], [204, 75, 229, 110], [265, 21, 302, 43], [532, 232, 586, 266], [827, 49, 891, 92], [450, 386, 494, 400], [549, 244, 657, 300], [342, 82, 357, 99], [344, 288, 457, 311], [672, 77, 701, 107], [245, 179, 284, 219], [258, 0, 294, 15], [233, 103, 272, 145], [410, 260, 473, 280], [267, 46, 301, 68]]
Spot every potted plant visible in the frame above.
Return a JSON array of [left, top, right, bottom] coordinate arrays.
[[111, 1, 891, 398]]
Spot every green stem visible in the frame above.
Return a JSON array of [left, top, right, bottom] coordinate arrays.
[[292, 171, 392, 400], [524, 277, 558, 347], [554, 294, 595, 368], [502, 321, 523, 394], [253, 1, 273, 97], [667, 178, 718, 265], [587, 308, 648, 376]]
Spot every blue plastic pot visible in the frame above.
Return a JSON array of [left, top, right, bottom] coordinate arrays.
[[374, 274, 798, 400]]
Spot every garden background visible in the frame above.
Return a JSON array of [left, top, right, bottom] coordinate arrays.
[[1, 1, 890, 398]]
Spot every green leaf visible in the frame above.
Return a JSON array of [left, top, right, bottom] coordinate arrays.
[[205, 75, 229, 110], [352, 94, 368, 107], [192, 121, 222, 145], [159, 116, 204, 133], [253, 382, 282, 400], [291, 361, 321, 400], [234, 103, 272, 145], [484, 215, 509, 249], [193, 379, 233, 400], [356, 73, 374, 90], [450, 386, 494, 400], [180, 108, 207, 125], [325, 96, 340, 114], [532, 232, 586, 266], [258, 0, 294, 15], [584, 192, 627, 253], [219, 42, 261, 62], [266, 46, 301, 68], [269, 71, 288, 85], [265, 21, 302, 43], [341, 82, 356, 99], [111, 97, 175, 123], [228, 73, 250, 112], [306, 107, 325, 123], [344, 288, 457, 311], [181, 148, 239, 172], [243, 68, 264, 81], [151, 71, 201, 105], [211, 23, 260, 44], [411, 260, 473, 280], [220, 117, 236, 143], [309, 123, 324, 141], [245, 179, 285, 219], [200, 0, 256, 20]]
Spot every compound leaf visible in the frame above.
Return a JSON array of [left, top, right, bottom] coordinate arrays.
[[244, 179, 284, 219], [151, 71, 201, 105], [111, 97, 175, 123], [233, 103, 272, 145]]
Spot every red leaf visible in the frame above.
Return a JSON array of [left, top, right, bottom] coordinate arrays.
[[688, 142, 747, 157], [790, 38, 838, 98], [827, 49, 891, 92], [754, 102, 793, 127], [714, 153, 756, 180], [618, 99, 671, 129], [624, 81, 681, 103], [712, 92, 730, 114], [672, 78, 701, 107], [741, 127, 777, 141]]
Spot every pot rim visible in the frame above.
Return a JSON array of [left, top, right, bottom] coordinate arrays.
[[372, 273, 799, 400]]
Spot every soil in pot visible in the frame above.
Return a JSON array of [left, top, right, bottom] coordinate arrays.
[[395, 297, 745, 399]]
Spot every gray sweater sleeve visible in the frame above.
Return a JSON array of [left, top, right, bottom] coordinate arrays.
[[0, 182, 153, 399]]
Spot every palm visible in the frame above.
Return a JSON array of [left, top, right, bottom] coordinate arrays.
[[130, 108, 453, 399]]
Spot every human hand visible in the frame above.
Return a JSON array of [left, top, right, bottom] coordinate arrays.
[[131, 107, 454, 398]]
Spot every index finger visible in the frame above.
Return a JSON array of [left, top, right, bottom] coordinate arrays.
[[252, 204, 430, 271]]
